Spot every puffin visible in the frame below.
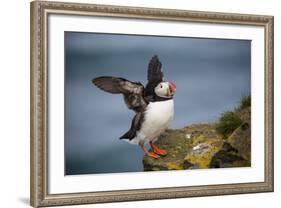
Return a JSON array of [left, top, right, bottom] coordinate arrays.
[[92, 56, 176, 159]]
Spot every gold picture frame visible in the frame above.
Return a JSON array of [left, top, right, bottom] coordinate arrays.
[[30, 1, 274, 207]]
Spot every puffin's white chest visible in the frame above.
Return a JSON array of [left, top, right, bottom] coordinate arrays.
[[131, 99, 174, 144]]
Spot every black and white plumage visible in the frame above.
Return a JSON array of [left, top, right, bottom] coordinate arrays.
[[92, 56, 176, 158]]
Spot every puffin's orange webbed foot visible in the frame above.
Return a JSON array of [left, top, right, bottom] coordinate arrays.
[[146, 151, 160, 159], [150, 142, 167, 156], [154, 148, 167, 156], [140, 144, 160, 159]]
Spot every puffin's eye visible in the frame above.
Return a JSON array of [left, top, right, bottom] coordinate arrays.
[[160, 85, 163, 88]]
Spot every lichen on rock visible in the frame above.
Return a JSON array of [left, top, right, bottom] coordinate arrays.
[[143, 124, 223, 171], [143, 128, 189, 171]]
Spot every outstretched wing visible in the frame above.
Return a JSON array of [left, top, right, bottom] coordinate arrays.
[[92, 76, 148, 113], [145, 55, 164, 99]]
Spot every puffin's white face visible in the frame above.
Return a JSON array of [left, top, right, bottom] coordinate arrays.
[[154, 82, 176, 98]]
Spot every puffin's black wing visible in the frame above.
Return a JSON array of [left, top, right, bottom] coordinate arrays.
[[92, 76, 148, 113], [145, 55, 164, 99]]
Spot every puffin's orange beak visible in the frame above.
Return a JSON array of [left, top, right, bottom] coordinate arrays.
[[168, 82, 176, 96]]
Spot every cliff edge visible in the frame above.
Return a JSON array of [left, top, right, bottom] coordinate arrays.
[[143, 107, 251, 171]]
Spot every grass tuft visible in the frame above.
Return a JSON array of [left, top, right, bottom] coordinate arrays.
[[216, 111, 242, 139], [237, 95, 251, 111]]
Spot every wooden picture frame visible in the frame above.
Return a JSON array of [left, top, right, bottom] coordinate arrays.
[[30, 1, 274, 207]]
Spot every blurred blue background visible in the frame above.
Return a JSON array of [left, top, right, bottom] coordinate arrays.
[[65, 32, 251, 175]]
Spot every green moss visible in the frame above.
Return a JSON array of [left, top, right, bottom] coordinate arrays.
[[216, 111, 242, 138]]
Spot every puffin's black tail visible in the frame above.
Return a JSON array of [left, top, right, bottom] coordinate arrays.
[[119, 114, 141, 141], [119, 129, 135, 140]]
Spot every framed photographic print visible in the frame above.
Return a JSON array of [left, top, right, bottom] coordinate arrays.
[[30, 1, 274, 207]]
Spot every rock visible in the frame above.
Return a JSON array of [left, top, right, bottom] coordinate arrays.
[[185, 133, 192, 139], [184, 139, 222, 169], [143, 108, 251, 171], [209, 142, 249, 168], [143, 124, 223, 171], [192, 143, 211, 155], [227, 111, 251, 160], [209, 107, 251, 168], [143, 129, 190, 171]]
